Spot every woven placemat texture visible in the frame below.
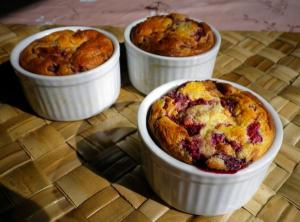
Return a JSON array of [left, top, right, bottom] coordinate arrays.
[[0, 24, 300, 222]]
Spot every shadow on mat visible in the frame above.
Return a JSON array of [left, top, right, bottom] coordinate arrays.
[[0, 61, 33, 113], [0, 185, 50, 222], [75, 126, 158, 201]]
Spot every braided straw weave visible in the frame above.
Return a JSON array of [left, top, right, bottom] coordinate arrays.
[[0, 24, 299, 222]]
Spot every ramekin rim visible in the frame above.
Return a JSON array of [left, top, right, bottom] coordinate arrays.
[[10, 26, 120, 81], [137, 78, 283, 179], [124, 17, 221, 61]]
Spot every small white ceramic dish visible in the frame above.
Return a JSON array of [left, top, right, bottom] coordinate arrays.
[[10, 26, 120, 121], [138, 78, 283, 215], [124, 18, 221, 94]]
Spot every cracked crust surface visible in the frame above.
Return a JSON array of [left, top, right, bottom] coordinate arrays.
[[131, 13, 215, 57], [20, 29, 113, 76], [148, 80, 275, 173]]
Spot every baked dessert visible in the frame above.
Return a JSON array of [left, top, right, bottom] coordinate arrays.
[[131, 13, 215, 57], [19, 29, 113, 76], [148, 80, 275, 173]]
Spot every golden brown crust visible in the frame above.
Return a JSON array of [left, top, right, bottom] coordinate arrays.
[[148, 80, 275, 172], [131, 13, 215, 57], [19, 30, 113, 76], [152, 116, 192, 163], [240, 91, 275, 161]]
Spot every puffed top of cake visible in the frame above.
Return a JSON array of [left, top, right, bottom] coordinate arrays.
[[148, 80, 275, 173], [19, 29, 113, 76], [131, 13, 215, 57]]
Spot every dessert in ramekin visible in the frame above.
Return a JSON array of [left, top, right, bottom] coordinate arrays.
[[11, 26, 120, 121], [19, 29, 114, 76], [124, 13, 221, 94], [138, 79, 283, 215], [148, 80, 275, 173]]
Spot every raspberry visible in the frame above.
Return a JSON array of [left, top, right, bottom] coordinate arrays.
[[182, 116, 204, 136], [194, 28, 204, 41], [167, 89, 177, 98], [185, 124, 204, 136], [211, 133, 225, 145], [247, 122, 263, 143], [217, 154, 246, 171], [215, 82, 228, 94], [167, 88, 214, 112], [228, 140, 242, 152], [221, 98, 237, 115], [181, 138, 202, 160], [189, 98, 206, 106], [211, 133, 242, 152], [167, 91, 190, 112]]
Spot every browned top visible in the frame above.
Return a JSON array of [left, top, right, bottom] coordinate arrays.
[[19, 29, 114, 76], [131, 13, 215, 57], [148, 81, 275, 172]]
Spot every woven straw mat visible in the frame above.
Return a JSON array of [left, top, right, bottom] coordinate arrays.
[[0, 24, 299, 222]]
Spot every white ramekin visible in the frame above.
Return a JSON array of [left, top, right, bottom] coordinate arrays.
[[138, 78, 283, 216], [124, 18, 221, 94], [10, 26, 120, 121]]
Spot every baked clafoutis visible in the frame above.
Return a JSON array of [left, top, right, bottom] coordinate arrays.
[[130, 13, 215, 57], [19, 30, 113, 76], [148, 80, 275, 173]]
